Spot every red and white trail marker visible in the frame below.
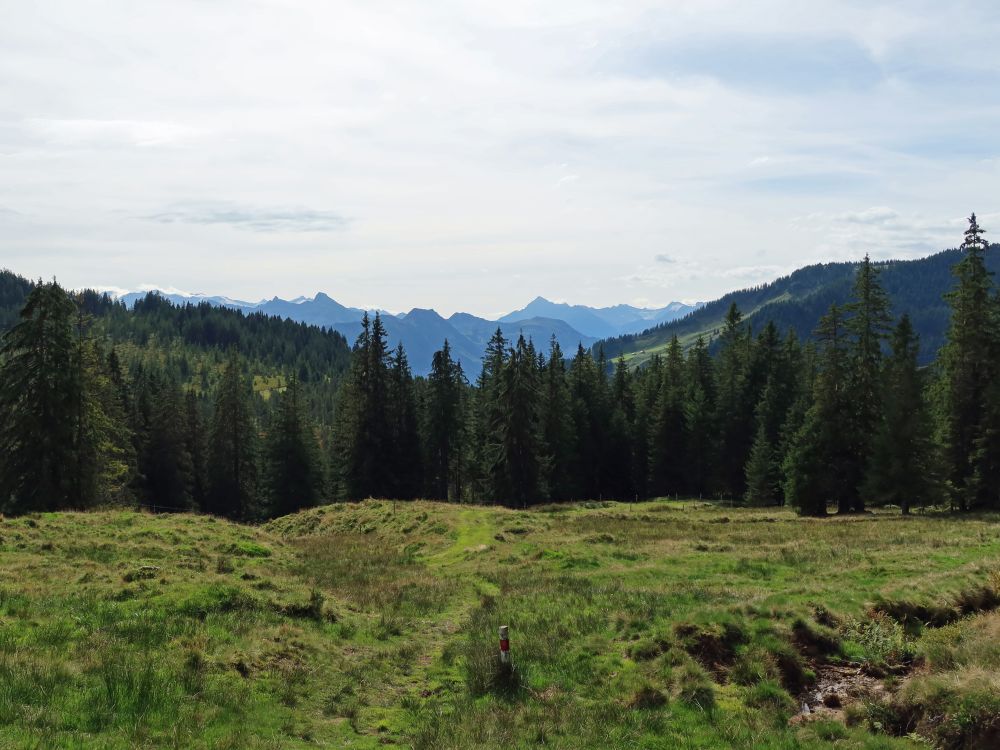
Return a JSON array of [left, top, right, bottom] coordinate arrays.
[[499, 625, 510, 664]]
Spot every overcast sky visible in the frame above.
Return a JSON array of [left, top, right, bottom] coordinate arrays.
[[2, 1, 999, 317]]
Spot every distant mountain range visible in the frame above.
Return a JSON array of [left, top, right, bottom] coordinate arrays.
[[114, 290, 701, 376], [598, 245, 1000, 367]]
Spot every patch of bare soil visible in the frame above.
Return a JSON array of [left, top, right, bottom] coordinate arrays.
[[789, 663, 895, 727]]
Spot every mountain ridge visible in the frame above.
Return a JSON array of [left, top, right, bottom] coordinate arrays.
[[109, 289, 693, 375], [597, 245, 1000, 367]]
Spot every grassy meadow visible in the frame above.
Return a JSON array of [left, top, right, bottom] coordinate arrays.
[[1, 500, 999, 749]]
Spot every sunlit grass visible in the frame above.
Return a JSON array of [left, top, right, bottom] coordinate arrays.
[[0, 501, 997, 747]]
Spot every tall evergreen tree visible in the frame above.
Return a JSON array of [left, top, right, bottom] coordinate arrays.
[[184, 391, 209, 512], [541, 337, 572, 500], [714, 303, 754, 498], [143, 375, 195, 511], [783, 305, 854, 516], [844, 254, 892, 511], [566, 345, 611, 500], [863, 315, 935, 513], [685, 336, 717, 498], [648, 337, 688, 497], [937, 214, 997, 510], [207, 349, 259, 519], [333, 312, 393, 499], [473, 328, 510, 501], [492, 335, 547, 506], [264, 376, 324, 517], [424, 340, 467, 500], [0, 282, 79, 513], [387, 343, 422, 499]]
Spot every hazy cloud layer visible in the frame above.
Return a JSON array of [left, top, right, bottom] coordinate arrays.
[[1, 0, 998, 315], [144, 203, 349, 233]]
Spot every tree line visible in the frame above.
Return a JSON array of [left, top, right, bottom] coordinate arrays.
[[0, 215, 997, 518]]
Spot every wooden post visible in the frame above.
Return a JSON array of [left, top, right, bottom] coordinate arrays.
[[499, 625, 510, 664]]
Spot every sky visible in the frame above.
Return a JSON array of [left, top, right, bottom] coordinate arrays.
[[2, 0, 999, 318]]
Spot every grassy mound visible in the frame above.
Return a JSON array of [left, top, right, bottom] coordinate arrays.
[[1, 501, 998, 748]]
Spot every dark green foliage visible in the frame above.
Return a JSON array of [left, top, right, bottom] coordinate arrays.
[[1, 215, 997, 515], [863, 316, 935, 513], [648, 337, 688, 497], [264, 377, 324, 517], [140, 374, 195, 511], [479, 335, 548, 506], [937, 214, 999, 510], [783, 306, 853, 516], [424, 340, 467, 500], [386, 344, 423, 499], [599, 242, 1000, 366], [332, 312, 393, 500], [540, 338, 572, 500], [207, 350, 259, 519], [0, 282, 83, 513]]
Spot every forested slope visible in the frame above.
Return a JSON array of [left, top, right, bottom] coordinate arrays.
[[600, 246, 1000, 365]]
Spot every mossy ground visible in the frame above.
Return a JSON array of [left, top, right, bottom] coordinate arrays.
[[1, 501, 998, 748]]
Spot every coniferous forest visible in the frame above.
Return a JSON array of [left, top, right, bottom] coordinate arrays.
[[1, 215, 998, 519]]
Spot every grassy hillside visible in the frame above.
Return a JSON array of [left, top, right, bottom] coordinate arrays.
[[600, 246, 1000, 367], [1, 502, 998, 748]]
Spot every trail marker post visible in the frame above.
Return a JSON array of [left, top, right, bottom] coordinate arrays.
[[499, 625, 510, 664]]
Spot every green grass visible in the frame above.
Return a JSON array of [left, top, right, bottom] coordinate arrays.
[[1, 501, 998, 748]]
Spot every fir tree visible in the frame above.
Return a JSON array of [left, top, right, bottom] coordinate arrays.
[[648, 337, 688, 497], [783, 305, 853, 516], [207, 350, 259, 519], [937, 214, 997, 510], [0, 282, 79, 513], [333, 312, 392, 499], [493, 335, 547, 506], [143, 375, 195, 511], [685, 336, 717, 498], [714, 303, 754, 498], [184, 391, 209, 512], [844, 254, 892, 512], [541, 337, 572, 500], [863, 315, 935, 513], [424, 340, 467, 500], [264, 376, 324, 517], [386, 343, 422, 499]]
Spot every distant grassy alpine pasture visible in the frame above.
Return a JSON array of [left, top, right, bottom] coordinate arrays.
[[1, 501, 998, 749]]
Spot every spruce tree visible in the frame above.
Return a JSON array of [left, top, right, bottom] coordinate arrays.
[[184, 391, 209, 512], [783, 305, 853, 516], [207, 350, 259, 519], [0, 282, 79, 513], [473, 328, 509, 501], [424, 340, 467, 500], [863, 315, 935, 513], [541, 337, 572, 500], [648, 337, 688, 497], [74, 327, 134, 507], [714, 303, 754, 498], [845, 254, 892, 512], [493, 335, 547, 506], [566, 345, 611, 500], [387, 343, 422, 499], [264, 376, 323, 517], [938, 214, 997, 510], [685, 336, 717, 498], [143, 375, 195, 511], [332, 312, 392, 499]]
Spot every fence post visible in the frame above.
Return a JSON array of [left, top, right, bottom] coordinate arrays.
[[499, 625, 510, 664]]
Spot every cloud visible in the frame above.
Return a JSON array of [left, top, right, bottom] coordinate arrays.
[[619, 33, 883, 95], [2, 1, 1000, 314], [23, 119, 203, 148], [653, 253, 676, 263], [143, 203, 350, 233]]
